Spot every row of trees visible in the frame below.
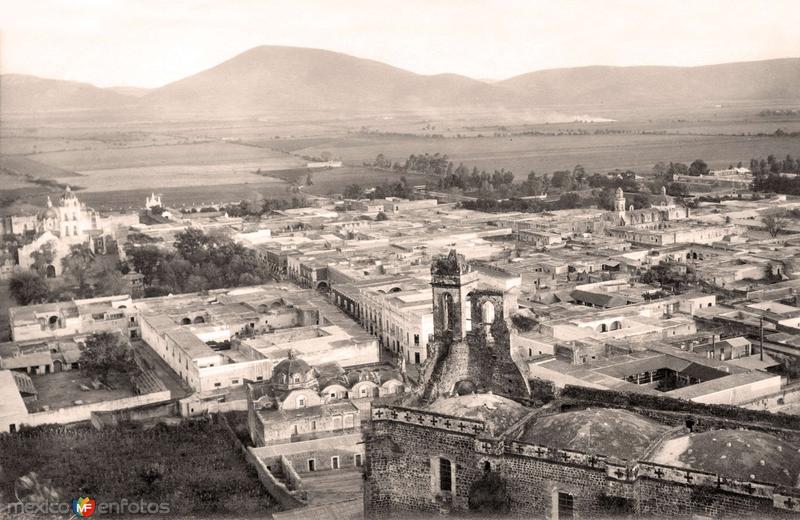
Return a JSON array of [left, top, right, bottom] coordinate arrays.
[[750, 155, 800, 176]]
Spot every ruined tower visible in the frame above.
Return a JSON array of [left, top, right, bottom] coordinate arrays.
[[430, 249, 478, 342], [420, 250, 530, 403]]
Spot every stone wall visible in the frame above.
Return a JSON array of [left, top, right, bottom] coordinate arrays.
[[365, 405, 800, 518]]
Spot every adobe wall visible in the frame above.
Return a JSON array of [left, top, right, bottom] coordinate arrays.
[[20, 390, 171, 427]]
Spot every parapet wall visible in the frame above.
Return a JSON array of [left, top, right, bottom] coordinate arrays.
[[369, 405, 800, 515]]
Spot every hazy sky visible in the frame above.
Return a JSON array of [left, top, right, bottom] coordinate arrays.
[[2, 0, 799, 88]]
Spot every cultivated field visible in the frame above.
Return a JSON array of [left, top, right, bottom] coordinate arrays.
[[1, 103, 798, 210], [296, 133, 800, 175], [59, 163, 289, 193], [32, 141, 301, 171]]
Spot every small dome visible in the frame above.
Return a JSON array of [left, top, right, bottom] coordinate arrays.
[[615, 187, 624, 198], [271, 354, 315, 389]]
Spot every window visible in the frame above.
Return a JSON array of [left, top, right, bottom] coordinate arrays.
[[359, 386, 368, 397], [331, 456, 340, 470], [354, 454, 363, 467], [214, 382, 221, 388], [293, 374, 301, 383], [311, 420, 316, 430], [308, 459, 316, 472], [232, 379, 239, 385], [557, 492, 574, 519], [297, 395, 306, 408], [439, 458, 452, 493]]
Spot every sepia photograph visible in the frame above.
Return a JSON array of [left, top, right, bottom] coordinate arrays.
[[1, 1, 799, 518]]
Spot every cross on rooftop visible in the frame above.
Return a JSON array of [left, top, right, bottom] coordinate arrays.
[[561, 452, 570, 463], [654, 468, 665, 479], [535, 447, 546, 457], [516, 444, 525, 453], [684, 472, 693, 484], [429, 416, 438, 426], [615, 468, 626, 479], [390, 410, 398, 419], [785, 497, 796, 509], [374, 409, 384, 418], [443, 420, 451, 428]]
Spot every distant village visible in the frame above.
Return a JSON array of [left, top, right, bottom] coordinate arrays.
[[3, 164, 800, 519]]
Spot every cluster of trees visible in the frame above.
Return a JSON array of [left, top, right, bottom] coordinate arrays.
[[752, 173, 800, 196], [9, 243, 129, 305], [639, 260, 699, 293], [222, 197, 309, 217], [79, 331, 139, 385], [750, 155, 800, 176], [343, 177, 415, 200], [460, 192, 593, 213], [126, 228, 271, 295]]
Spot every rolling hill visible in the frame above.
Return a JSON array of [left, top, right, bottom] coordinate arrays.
[[498, 58, 800, 106], [0, 74, 137, 113]]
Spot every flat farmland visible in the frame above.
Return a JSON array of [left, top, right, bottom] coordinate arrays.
[[296, 133, 800, 174], [25, 180, 296, 211], [0, 154, 81, 178], [58, 162, 290, 193], [32, 141, 303, 171]]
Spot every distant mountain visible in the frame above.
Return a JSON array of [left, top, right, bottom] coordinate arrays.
[[0, 74, 137, 113], [106, 86, 152, 97], [3, 49, 799, 115], [142, 46, 507, 114], [498, 58, 800, 106]]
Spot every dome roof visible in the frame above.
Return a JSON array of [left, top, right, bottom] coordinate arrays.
[[648, 430, 800, 488], [272, 356, 312, 379], [520, 408, 668, 460]]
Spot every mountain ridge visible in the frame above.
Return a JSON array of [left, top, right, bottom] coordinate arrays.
[[2, 46, 799, 114]]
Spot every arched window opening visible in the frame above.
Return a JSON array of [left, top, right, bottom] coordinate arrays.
[[481, 301, 495, 324], [439, 458, 452, 492], [440, 293, 454, 331]]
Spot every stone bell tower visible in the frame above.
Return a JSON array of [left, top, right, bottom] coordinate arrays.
[[430, 249, 478, 341]]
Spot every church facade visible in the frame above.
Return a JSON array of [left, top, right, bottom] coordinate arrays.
[[13, 187, 137, 277]]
